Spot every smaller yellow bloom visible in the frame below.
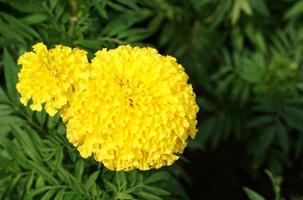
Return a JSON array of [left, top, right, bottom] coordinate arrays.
[[17, 43, 89, 116]]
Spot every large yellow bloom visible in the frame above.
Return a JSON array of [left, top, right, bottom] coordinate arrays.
[[17, 43, 89, 116], [61, 45, 199, 171]]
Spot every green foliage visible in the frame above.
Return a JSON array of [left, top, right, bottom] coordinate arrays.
[[244, 170, 284, 200], [0, 85, 184, 200], [1, 0, 303, 199]]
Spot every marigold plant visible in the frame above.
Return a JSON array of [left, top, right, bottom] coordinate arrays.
[[17, 43, 199, 171]]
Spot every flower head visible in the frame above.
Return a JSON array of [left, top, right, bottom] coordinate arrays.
[[17, 43, 89, 116], [62, 45, 199, 171]]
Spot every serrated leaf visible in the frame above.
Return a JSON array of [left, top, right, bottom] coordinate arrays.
[[246, 115, 274, 128], [282, 105, 303, 131], [1, 138, 58, 185], [253, 126, 275, 165], [47, 114, 60, 129], [0, 86, 9, 103], [209, 0, 233, 28], [140, 185, 170, 196], [0, 116, 25, 127], [4, 0, 46, 13], [3, 48, 19, 102], [2, 174, 22, 198], [74, 39, 104, 49], [144, 172, 170, 185], [21, 13, 49, 25], [85, 171, 100, 190], [135, 191, 162, 200], [54, 189, 65, 200], [249, 0, 269, 16], [0, 104, 13, 116], [115, 172, 127, 190], [35, 110, 47, 126], [102, 10, 151, 36], [243, 187, 266, 200], [75, 159, 85, 183], [41, 188, 58, 200], [96, 0, 108, 19], [231, 0, 252, 24], [26, 173, 34, 191], [104, 179, 117, 193], [0, 19, 25, 43], [0, 12, 40, 39], [284, 1, 303, 19], [0, 37, 16, 47], [11, 126, 42, 164], [116, 193, 135, 200], [35, 176, 45, 189], [275, 120, 289, 154]]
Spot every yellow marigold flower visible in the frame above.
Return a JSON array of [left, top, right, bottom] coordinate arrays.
[[17, 43, 89, 116], [62, 45, 199, 171]]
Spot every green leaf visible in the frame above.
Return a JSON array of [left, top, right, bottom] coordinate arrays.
[[284, 1, 303, 19], [144, 172, 170, 185], [47, 114, 60, 130], [1, 174, 22, 198], [253, 126, 275, 165], [115, 193, 135, 200], [28, 161, 59, 185], [35, 176, 45, 189], [41, 188, 58, 200], [95, 0, 108, 19], [0, 86, 9, 103], [282, 105, 303, 131], [48, 161, 75, 186], [3, 0, 46, 13], [21, 13, 49, 25], [245, 24, 266, 52], [35, 111, 47, 126], [0, 104, 13, 116], [0, 37, 16, 47], [0, 116, 25, 127], [196, 118, 216, 144], [1, 138, 58, 185], [0, 19, 25, 43], [249, 0, 269, 16], [85, 171, 100, 190], [102, 10, 151, 36], [135, 191, 162, 200], [54, 189, 65, 200], [231, 0, 252, 24], [115, 0, 139, 10], [246, 115, 274, 128], [115, 172, 127, 190], [209, 0, 233, 28], [3, 48, 19, 102], [240, 53, 266, 83], [26, 173, 34, 191], [0, 12, 40, 39], [74, 39, 104, 49], [75, 159, 85, 183], [243, 187, 266, 200], [104, 179, 117, 193], [11, 126, 42, 164], [275, 120, 289, 154], [140, 185, 170, 196]]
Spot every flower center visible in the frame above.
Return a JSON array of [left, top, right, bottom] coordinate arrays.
[[118, 78, 141, 108]]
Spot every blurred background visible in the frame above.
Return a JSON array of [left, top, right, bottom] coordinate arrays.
[[1, 0, 303, 199]]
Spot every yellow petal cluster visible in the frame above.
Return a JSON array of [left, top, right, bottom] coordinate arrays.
[[61, 45, 199, 171], [17, 43, 89, 116]]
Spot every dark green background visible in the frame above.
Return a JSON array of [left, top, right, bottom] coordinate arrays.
[[0, 0, 303, 199]]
